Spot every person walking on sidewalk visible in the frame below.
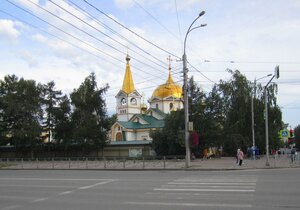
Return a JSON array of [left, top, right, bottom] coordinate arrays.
[[237, 149, 244, 166]]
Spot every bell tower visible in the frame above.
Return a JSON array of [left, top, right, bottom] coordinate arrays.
[[115, 54, 142, 121]]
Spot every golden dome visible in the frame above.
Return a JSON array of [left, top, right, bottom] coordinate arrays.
[[151, 70, 182, 99], [121, 54, 135, 94]]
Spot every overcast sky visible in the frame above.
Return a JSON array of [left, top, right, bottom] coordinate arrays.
[[0, 0, 299, 128]]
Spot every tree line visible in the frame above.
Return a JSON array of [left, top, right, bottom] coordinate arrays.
[[0, 69, 293, 158], [0, 73, 112, 157], [152, 69, 284, 156]]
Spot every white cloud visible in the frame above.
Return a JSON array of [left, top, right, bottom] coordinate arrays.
[[18, 50, 39, 68], [0, 19, 21, 43], [32, 33, 48, 43]]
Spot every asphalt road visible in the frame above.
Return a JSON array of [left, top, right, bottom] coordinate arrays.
[[0, 169, 299, 210]]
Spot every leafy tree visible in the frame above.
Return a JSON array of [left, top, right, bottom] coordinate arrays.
[[70, 73, 109, 153], [294, 124, 300, 148], [0, 75, 43, 157], [217, 70, 252, 154], [52, 95, 73, 152], [41, 81, 63, 143], [107, 114, 117, 128], [255, 81, 282, 152], [151, 110, 185, 156]]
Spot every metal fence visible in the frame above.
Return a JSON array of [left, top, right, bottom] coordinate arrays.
[[0, 156, 186, 170]]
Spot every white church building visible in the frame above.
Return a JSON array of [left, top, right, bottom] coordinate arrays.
[[109, 54, 183, 157]]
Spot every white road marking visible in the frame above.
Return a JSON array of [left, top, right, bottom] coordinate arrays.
[[1, 205, 22, 210], [31, 198, 47, 202], [154, 188, 255, 192], [124, 201, 252, 208], [78, 180, 113, 190], [59, 191, 74, 195], [0, 178, 116, 181], [168, 182, 256, 185]]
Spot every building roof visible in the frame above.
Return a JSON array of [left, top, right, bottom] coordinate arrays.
[[109, 140, 152, 146], [151, 68, 182, 99], [147, 108, 167, 118], [118, 114, 165, 129]]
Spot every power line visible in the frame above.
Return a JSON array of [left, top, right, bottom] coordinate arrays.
[[67, 0, 168, 68], [187, 62, 215, 84], [133, 0, 180, 41], [83, 0, 181, 59], [12, 0, 165, 81], [49, 0, 167, 74], [174, 0, 183, 50], [202, 60, 300, 65], [0, 9, 124, 70]]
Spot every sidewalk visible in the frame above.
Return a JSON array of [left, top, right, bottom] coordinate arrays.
[[1, 155, 299, 170], [190, 155, 300, 170]]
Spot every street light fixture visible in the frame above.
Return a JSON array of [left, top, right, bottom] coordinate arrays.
[[183, 11, 206, 168], [251, 74, 272, 152], [264, 66, 280, 166]]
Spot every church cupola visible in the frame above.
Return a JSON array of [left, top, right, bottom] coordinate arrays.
[[149, 56, 183, 114], [115, 53, 142, 121]]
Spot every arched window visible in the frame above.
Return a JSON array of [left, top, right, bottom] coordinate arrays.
[[130, 98, 137, 105], [116, 132, 123, 141]]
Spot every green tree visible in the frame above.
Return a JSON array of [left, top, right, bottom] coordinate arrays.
[[255, 81, 283, 152], [0, 75, 43, 157], [52, 95, 73, 152], [151, 110, 185, 156], [294, 124, 300, 148], [41, 81, 63, 144], [70, 73, 109, 154], [218, 69, 252, 154]]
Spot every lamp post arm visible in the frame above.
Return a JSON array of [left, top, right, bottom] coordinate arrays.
[[184, 12, 205, 55], [265, 75, 275, 90]]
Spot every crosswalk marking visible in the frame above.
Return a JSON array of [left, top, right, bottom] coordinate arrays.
[[125, 175, 258, 208]]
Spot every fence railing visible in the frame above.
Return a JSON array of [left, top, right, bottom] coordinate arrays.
[[0, 156, 186, 170]]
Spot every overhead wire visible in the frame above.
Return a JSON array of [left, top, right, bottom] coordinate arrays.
[[83, 0, 181, 59], [49, 0, 167, 74], [174, 0, 183, 50], [133, 0, 180, 41], [8, 0, 171, 85], [25, 0, 165, 79], [0, 8, 124, 71], [67, 0, 168, 68], [130, 0, 213, 85]]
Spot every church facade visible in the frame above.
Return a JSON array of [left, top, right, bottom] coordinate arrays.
[[109, 54, 183, 157]]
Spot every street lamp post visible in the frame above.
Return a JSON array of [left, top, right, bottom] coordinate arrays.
[[183, 11, 206, 168], [264, 66, 280, 166], [251, 74, 272, 152]]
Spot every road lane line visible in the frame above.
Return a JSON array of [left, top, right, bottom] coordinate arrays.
[[31, 198, 47, 202], [1, 205, 21, 210], [154, 188, 255, 192], [59, 191, 74, 195], [124, 201, 252, 208], [0, 178, 117, 181], [78, 180, 114, 190], [168, 182, 256, 185]]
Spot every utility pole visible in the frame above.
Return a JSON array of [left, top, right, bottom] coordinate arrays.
[[183, 11, 206, 168], [264, 66, 280, 166], [251, 74, 272, 153]]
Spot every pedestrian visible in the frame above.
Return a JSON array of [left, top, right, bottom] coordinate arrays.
[[237, 149, 244, 166], [291, 148, 296, 163], [236, 149, 240, 165]]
